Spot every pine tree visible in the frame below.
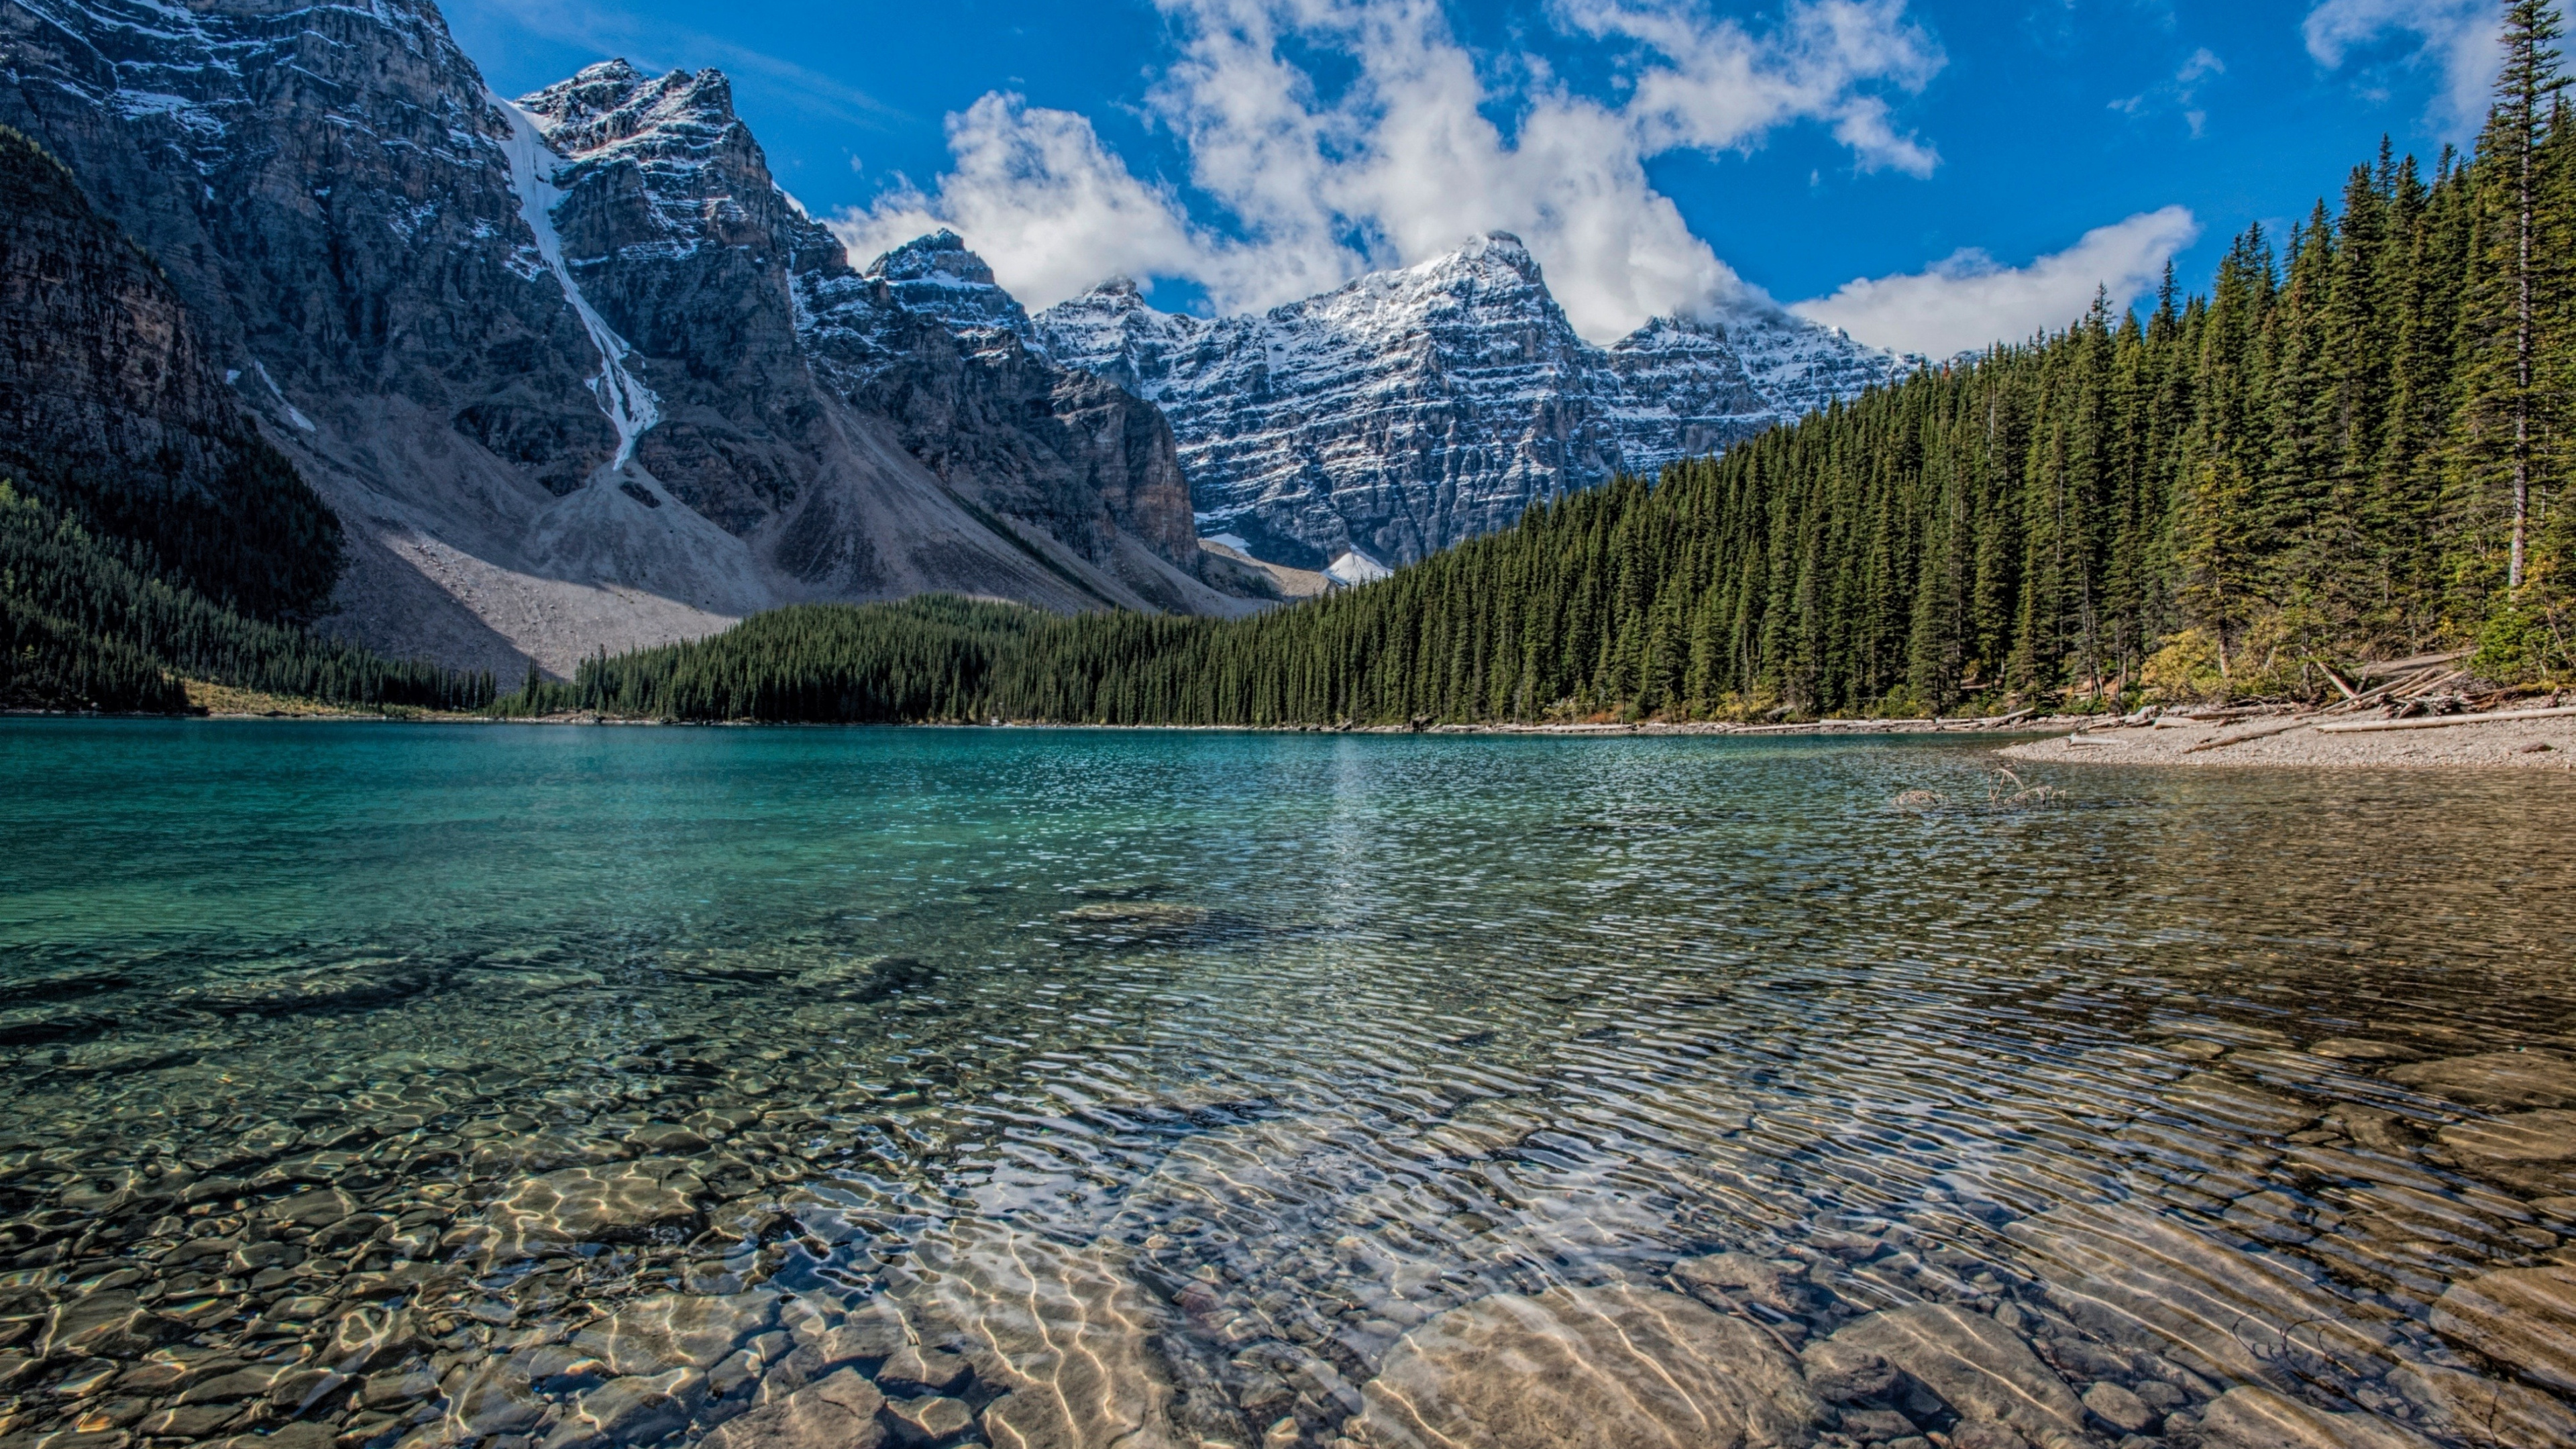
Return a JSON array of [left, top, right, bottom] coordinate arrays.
[[2500, 1, 2569, 586]]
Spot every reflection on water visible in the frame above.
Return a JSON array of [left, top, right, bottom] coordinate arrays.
[[3, 720, 2574, 1449]]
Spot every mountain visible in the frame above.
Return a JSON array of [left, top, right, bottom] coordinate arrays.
[[0, 6, 1251, 679], [1034, 234, 1912, 570], [0, 122, 339, 624]]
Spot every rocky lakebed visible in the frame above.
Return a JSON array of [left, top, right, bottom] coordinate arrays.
[[7, 973, 2576, 1449], [4, 723, 2575, 1449]]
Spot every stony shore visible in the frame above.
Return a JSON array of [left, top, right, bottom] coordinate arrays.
[[2000, 712, 2576, 769]]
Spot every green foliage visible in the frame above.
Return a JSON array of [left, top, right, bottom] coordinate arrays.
[[0, 590, 187, 714], [515, 68, 2576, 727], [0, 482, 494, 713]]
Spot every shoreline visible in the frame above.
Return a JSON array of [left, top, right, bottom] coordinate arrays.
[[2000, 711, 2576, 769], [0, 708, 2096, 734], [11, 705, 2573, 768]]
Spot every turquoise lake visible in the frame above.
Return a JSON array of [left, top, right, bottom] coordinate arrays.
[[4, 720, 2575, 1449]]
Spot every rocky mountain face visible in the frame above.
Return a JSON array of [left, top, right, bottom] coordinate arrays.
[[0, 5, 1243, 678], [0, 121, 339, 621], [1035, 235, 1912, 570]]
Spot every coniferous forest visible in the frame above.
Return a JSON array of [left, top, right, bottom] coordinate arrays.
[[0, 484, 495, 713], [499, 9, 2576, 727]]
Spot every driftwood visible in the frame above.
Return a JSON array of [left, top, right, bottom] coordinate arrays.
[[2394, 669, 2467, 700], [2353, 649, 2472, 679], [2184, 716, 2322, 753], [2314, 704, 2576, 735]]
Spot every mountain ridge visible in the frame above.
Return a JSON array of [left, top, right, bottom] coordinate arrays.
[[0, 7, 1256, 678], [1031, 233, 1915, 570]]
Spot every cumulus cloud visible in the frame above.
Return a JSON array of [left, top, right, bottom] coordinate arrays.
[[2302, 0, 2501, 136], [835, 96, 1210, 309], [827, 0, 1947, 339], [1791, 206, 2200, 358]]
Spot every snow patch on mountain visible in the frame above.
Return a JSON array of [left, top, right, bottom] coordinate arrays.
[[1032, 233, 1913, 568], [490, 91, 661, 468], [1326, 551, 1393, 586]]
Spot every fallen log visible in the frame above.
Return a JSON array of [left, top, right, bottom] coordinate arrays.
[[2184, 716, 2322, 753], [2353, 649, 2472, 678], [2394, 669, 2466, 700], [2314, 704, 2576, 734]]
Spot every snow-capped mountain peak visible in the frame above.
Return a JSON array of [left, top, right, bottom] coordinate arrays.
[[861, 231, 1040, 352], [1032, 237, 1911, 570]]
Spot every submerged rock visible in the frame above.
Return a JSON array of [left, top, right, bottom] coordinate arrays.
[[474, 1159, 707, 1256], [2159, 1073, 2317, 1136], [1055, 902, 1211, 928], [543, 1371, 692, 1449], [885, 1393, 976, 1442], [1799, 1339, 1900, 1403], [34, 1290, 174, 1360], [2308, 1038, 2421, 1063], [2002, 1201, 2390, 1391], [175, 959, 434, 1014], [902, 1220, 1188, 1449], [2080, 1379, 2154, 1433], [2430, 1263, 2576, 1392], [571, 1292, 780, 1378], [2194, 1385, 2434, 1449], [701, 1366, 886, 1449], [1347, 1285, 1825, 1449], [2436, 1110, 2576, 1163], [1672, 1252, 1804, 1313], [2387, 1053, 2576, 1109], [2390, 1361, 2576, 1449], [1827, 1303, 2088, 1449]]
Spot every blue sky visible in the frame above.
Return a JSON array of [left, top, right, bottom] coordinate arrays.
[[449, 0, 2512, 353]]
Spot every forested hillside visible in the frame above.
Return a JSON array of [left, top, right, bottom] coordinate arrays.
[[0, 484, 496, 712], [500, 8, 2575, 729]]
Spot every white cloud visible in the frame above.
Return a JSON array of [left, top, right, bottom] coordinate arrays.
[[1791, 206, 2200, 358], [2302, 0, 2500, 136], [833, 96, 1208, 309], [826, 0, 1946, 339]]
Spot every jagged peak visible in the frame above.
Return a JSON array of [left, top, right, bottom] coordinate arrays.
[[1611, 313, 1733, 352], [519, 62, 741, 158], [1313, 232, 1553, 315], [1422, 231, 1542, 284], [864, 229, 993, 284], [570, 59, 651, 89], [863, 231, 1035, 341]]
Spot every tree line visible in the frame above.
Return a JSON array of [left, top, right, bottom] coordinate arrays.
[[499, 7, 2576, 727], [0, 482, 495, 713]]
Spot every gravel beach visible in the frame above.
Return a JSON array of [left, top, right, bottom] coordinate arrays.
[[2000, 712, 2576, 768]]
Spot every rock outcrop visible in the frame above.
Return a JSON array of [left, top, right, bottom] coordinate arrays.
[[1036, 235, 1911, 570], [1, 11, 1250, 677]]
